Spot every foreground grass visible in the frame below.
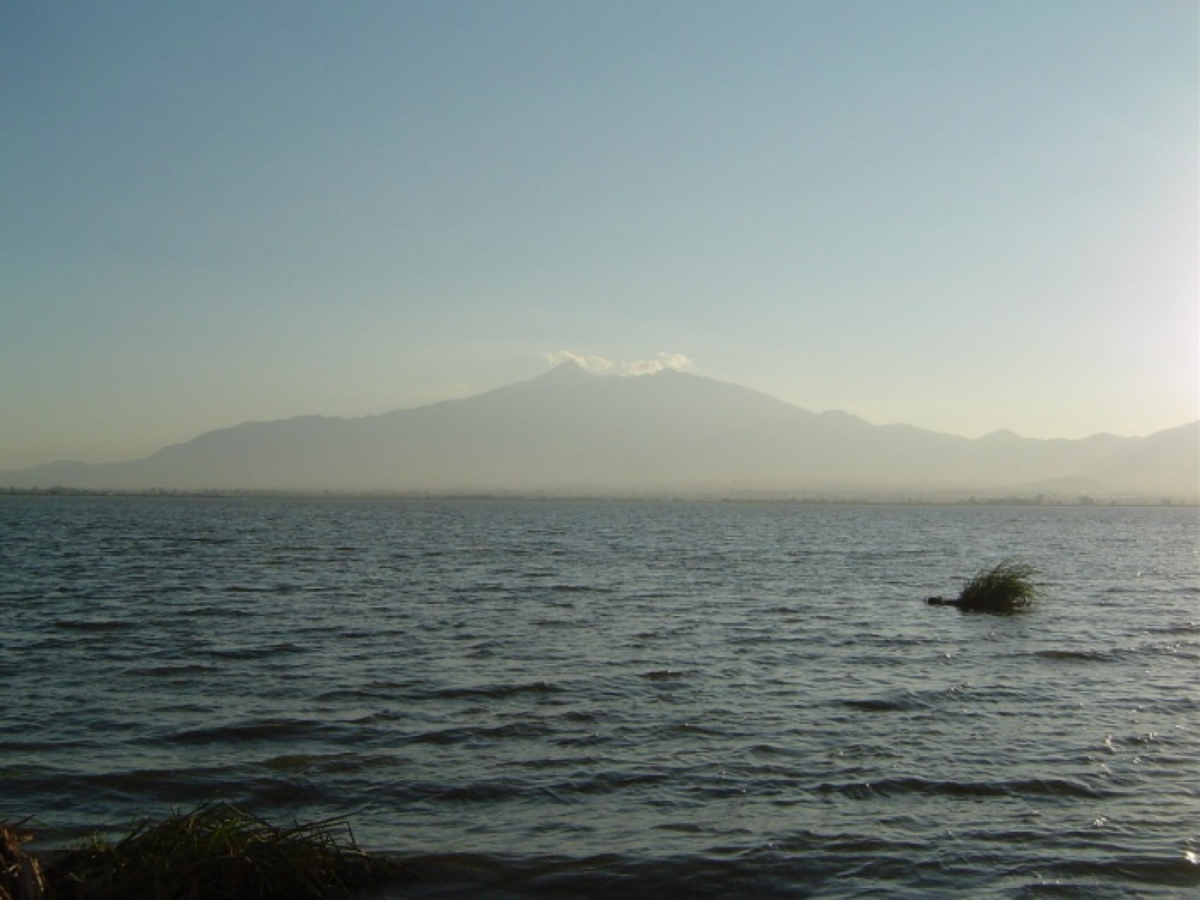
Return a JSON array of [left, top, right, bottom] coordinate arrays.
[[2, 821, 47, 900], [928, 559, 1041, 613], [11, 802, 403, 900]]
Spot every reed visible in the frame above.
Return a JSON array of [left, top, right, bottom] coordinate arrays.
[[954, 559, 1040, 612], [1, 821, 47, 900], [45, 802, 402, 900]]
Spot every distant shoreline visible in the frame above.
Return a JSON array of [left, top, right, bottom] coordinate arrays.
[[1, 486, 1193, 507]]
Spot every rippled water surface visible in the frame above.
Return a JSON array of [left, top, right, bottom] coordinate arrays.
[[2, 496, 1198, 897]]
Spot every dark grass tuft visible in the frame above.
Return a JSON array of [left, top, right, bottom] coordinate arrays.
[[1, 820, 48, 900], [44, 802, 404, 900], [954, 559, 1040, 613]]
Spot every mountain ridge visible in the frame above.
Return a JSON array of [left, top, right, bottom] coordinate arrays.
[[3, 364, 1197, 500]]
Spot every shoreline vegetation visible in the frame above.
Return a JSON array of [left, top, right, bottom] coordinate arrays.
[[0, 486, 1191, 506], [1, 804, 405, 900]]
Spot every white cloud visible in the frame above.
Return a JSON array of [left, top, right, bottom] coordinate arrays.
[[546, 350, 694, 376], [545, 350, 616, 373], [624, 352, 693, 375]]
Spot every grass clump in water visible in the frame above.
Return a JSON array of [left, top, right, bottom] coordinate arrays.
[[46, 802, 402, 900], [953, 559, 1040, 612]]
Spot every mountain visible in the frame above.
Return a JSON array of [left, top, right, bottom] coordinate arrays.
[[3, 364, 1197, 500]]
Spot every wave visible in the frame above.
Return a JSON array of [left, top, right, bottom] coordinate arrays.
[[8, 764, 331, 809], [121, 662, 217, 677], [385, 838, 1200, 898], [257, 752, 403, 775], [165, 717, 345, 745], [52, 619, 134, 631], [841, 697, 912, 712], [818, 776, 1110, 800], [405, 721, 555, 746], [1032, 648, 1121, 662], [203, 641, 307, 660], [429, 681, 560, 701], [839, 683, 975, 712], [1010, 853, 1200, 892], [175, 604, 257, 617], [393, 852, 781, 900], [223, 583, 302, 594]]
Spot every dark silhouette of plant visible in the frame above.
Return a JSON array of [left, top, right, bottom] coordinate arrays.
[[928, 559, 1040, 613], [1, 820, 47, 900], [45, 802, 403, 900]]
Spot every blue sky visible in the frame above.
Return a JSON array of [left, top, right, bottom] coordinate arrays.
[[3, 1, 1196, 469]]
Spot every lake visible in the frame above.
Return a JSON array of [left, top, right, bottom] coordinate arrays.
[[2, 496, 1197, 897]]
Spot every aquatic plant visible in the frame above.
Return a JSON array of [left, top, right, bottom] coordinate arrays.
[[1, 821, 47, 900], [932, 559, 1040, 613], [45, 802, 402, 900], [957, 558, 1040, 611]]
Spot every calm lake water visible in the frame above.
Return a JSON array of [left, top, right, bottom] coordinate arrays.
[[2, 496, 1198, 898]]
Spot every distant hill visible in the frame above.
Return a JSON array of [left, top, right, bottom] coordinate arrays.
[[3, 364, 1197, 500]]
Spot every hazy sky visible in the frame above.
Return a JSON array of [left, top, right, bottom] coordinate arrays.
[[3, 1, 1197, 469]]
